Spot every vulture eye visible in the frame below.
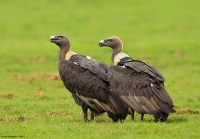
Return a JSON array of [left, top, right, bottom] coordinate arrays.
[[108, 39, 112, 42]]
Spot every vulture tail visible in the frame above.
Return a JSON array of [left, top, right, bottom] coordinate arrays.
[[109, 93, 128, 119]]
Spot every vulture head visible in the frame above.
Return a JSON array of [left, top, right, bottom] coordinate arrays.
[[50, 35, 73, 60], [50, 35, 71, 49], [99, 36, 129, 64], [99, 36, 123, 51]]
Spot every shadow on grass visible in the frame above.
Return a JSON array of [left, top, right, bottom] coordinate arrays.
[[66, 114, 189, 124], [1, 108, 198, 124]]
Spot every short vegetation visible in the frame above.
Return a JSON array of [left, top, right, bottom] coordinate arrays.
[[0, 0, 199, 138]]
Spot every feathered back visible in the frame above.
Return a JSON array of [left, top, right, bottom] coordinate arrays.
[[69, 55, 109, 82]]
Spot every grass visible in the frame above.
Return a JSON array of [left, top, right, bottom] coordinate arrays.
[[0, 0, 200, 138]]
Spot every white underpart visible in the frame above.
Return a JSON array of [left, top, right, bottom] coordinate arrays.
[[151, 83, 154, 87], [50, 36, 55, 39], [99, 40, 104, 43], [114, 52, 129, 65], [65, 51, 77, 60], [86, 56, 91, 59]]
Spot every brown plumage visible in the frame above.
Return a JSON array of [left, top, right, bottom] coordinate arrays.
[[99, 36, 175, 122], [50, 35, 129, 122]]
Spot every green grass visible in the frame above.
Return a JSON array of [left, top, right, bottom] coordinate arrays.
[[0, 0, 200, 138]]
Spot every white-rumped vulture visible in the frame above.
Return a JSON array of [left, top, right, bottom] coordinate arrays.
[[50, 35, 129, 122], [99, 36, 175, 122]]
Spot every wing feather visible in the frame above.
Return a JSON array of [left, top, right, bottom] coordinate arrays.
[[69, 55, 109, 81], [119, 57, 164, 82], [108, 63, 175, 117]]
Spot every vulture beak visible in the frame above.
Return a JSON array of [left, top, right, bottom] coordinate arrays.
[[50, 36, 59, 42], [99, 40, 108, 47]]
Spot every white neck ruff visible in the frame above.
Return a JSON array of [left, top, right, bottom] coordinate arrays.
[[65, 51, 77, 60], [114, 52, 129, 65]]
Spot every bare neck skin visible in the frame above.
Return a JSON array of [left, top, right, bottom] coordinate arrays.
[[59, 45, 70, 60], [111, 44, 123, 62]]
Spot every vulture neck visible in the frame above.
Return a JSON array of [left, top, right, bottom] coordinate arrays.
[[111, 44, 122, 62], [59, 45, 70, 60], [113, 52, 129, 65], [59, 45, 76, 61], [112, 44, 129, 65]]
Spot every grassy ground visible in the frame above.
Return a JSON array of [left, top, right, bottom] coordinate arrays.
[[0, 0, 200, 138]]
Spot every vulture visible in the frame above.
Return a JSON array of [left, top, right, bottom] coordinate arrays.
[[50, 35, 129, 122], [99, 36, 175, 122]]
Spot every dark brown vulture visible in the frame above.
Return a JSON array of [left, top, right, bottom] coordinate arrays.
[[99, 36, 175, 122], [50, 35, 129, 122]]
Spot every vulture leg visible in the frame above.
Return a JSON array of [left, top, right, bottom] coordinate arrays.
[[153, 113, 159, 122], [140, 114, 144, 121], [82, 103, 89, 122], [89, 113, 94, 121], [153, 112, 169, 122], [159, 112, 166, 122], [159, 112, 169, 122], [130, 108, 134, 120]]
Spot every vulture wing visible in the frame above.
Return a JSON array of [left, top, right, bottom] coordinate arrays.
[[119, 57, 165, 83], [69, 55, 109, 82], [59, 59, 109, 102], [108, 64, 175, 115]]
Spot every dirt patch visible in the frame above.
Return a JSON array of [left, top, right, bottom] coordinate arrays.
[[176, 108, 199, 114], [17, 116, 25, 122], [34, 88, 45, 98], [1, 110, 70, 122], [33, 110, 70, 118], [12, 73, 33, 82], [47, 110, 69, 117], [0, 93, 16, 99], [35, 56, 46, 62], [12, 72, 61, 81], [33, 114, 42, 118], [0, 116, 25, 122], [174, 50, 184, 58], [12, 73, 24, 80], [38, 72, 60, 81], [19, 56, 47, 63]]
